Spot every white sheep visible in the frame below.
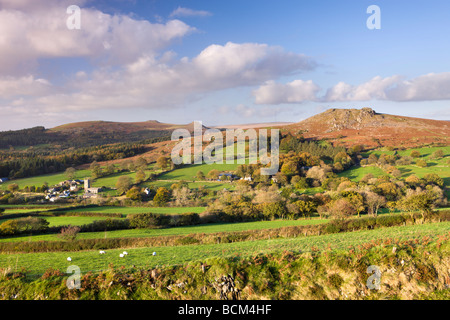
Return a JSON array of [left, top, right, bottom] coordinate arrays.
[[67, 257, 72, 262], [119, 254, 124, 258], [123, 251, 128, 256], [99, 250, 106, 254]]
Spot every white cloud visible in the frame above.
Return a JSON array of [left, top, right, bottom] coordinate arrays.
[[169, 6, 212, 18], [253, 79, 320, 104], [324, 76, 401, 102], [218, 104, 289, 119], [0, 42, 316, 114], [0, 2, 195, 75], [47, 42, 315, 110], [252, 72, 450, 104], [386, 72, 450, 101], [0, 76, 53, 98]]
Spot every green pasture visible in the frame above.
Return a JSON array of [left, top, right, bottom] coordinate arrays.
[[1, 221, 448, 275], [60, 206, 206, 215], [0, 218, 328, 243]]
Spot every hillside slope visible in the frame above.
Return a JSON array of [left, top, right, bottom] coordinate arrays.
[[286, 108, 450, 148]]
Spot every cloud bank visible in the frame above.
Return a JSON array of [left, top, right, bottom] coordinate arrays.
[[253, 73, 450, 104]]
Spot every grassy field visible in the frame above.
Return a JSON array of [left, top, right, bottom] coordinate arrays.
[[0, 218, 328, 243], [0, 169, 91, 190], [341, 145, 450, 183], [143, 180, 236, 191], [156, 163, 241, 181], [1, 221, 448, 275], [1, 208, 53, 214], [365, 146, 450, 158], [61, 206, 206, 215]]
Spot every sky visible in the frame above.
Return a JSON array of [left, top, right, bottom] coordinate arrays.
[[0, 0, 450, 130]]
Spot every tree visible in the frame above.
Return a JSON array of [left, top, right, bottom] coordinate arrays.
[[57, 225, 81, 241], [196, 171, 206, 181], [65, 167, 76, 180], [280, 160, 299, 177], [410, 150, 421, 158], [423, 173, 444, 187], [405, 175, 421, 186], [116, 176, 133, 194], [375, 182, 400, 201], [431, 149, 444, 159], [7, 183, 19, 193], [329, 198, 356, 220], [128, 213, 164, 229], [341, 191, 365, 217], [135, 170, 146, 184], [207, 169, 220, 180], [398, 189, 437, 216], [135, 157, 148, 170], [156, 156, 169, 170], [295, 199, 317, 219], [365, 192, 386, 216], [90, 161, 102, 179], [416, 159, 427, 168], [367, 154, 378, 164], [262, 201, 287, 220], [360, 173, 374, 184], [126, 186, 143, 201], [153, 187, 170, 207], [105, 164, 115, 176]]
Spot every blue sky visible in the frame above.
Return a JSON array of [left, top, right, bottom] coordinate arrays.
[[0, 0, 449, 130]]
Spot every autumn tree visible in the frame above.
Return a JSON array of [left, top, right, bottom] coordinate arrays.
[[365, 192, 386, 216], [431, 149, 444, 159], [153, 187, 171, 207], [410, 150, 421, 158], [126, 186, 143, 201], [156, 156, 169, 170], [135, 170, 146, 184], [7, 183, 19, 193], [65, 167, 76, 180], [116, 176, 133, 194], [207, 169, 220, 180], [90, 161, 102, 179], [329, 198, 356, 220], [135, 157, 148, 170], [196, 171, 206, 181]]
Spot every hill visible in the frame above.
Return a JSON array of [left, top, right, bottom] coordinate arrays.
[[0, 121, 205, 149], [286, 108, 450, 148]]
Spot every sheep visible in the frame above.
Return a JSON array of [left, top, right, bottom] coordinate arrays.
[[99, 250, 106, 254], [123, 251, 128, 256], [119, 254, 124, 258], [67, 257, 72, 262]]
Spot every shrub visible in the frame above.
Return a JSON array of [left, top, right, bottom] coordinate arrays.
[[57, 225, 81, 241], [327, 273, 344, 289], [416, 159, 427, 168], [410, 150, 421, 158], [262, 202, 288, 220], [178, 213, 200, 226], [128, 213, 168, 229], [81, 218, 130, 232]]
